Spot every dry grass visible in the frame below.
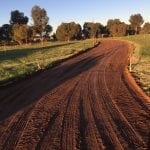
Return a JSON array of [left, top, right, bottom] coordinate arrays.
[[119, 34, 150, 96]]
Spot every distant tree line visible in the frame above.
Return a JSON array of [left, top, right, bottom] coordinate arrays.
[[0, 6, 52, 45], [0, 6, 150, 45]]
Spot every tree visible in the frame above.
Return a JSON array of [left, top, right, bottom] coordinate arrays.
[[51, 33, 57, 41], [83, 22, 103, 38], [107, 19, 120, 35], [129, 14, 144, 34], [45, 24, 53, 36], [100, 26, 109, 37], [10, 10, 28, 25], [9, 10, 29, 45], [31, 5, 49, 36], [71, 23, 82, 40], [56, 22, 82, 41], [26, 26, 35, 42], [142, 22, 150, 34], [107, 19, 127, 37], [126, 25, 136, 35], [0, 24, 12, 43], [12, 24, 28, 44], [107, 19, 120, 32]]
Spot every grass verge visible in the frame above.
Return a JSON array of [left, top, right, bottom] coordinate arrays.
[[119, 34, 150, 96], [0, 39, 98, 86]]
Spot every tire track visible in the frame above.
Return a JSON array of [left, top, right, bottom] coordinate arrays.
[[0, 107, 32, 150], [99, 46, 147, 148], [103, 43, 150, 148], [78, 72, 105, 150], [0, 40, 149, 149], [88, 71, 124, 149], [37, 56, 101, 150], [16, 76, 82, 149]]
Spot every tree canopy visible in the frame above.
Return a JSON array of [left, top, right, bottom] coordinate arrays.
[[83, 22, 103, 38], [0, 9, 148, 45], [12, 24, 28, 44], [10, 10, 28, 25], [31, 5, 49, 36], [142, 22, 150, 34], [0, 24, 12, 42], [45, 24, 53, 36], [129, 14, 144, 34], [107, 19, 127, 36], [56, 22, 82, 41]]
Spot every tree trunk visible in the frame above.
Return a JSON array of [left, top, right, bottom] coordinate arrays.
[[67, 36, 70, 42], [93, 35, 95, 46], [41, 35, 44, 45], [18, 40, 22, 45], [135, 26, 138, 34]]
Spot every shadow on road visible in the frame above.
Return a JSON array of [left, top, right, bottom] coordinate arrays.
[[0, 42, 75, 61], [0, 53, 99, 121]]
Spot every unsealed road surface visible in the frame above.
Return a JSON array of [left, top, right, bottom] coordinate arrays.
[[0, 40, 150, 150]]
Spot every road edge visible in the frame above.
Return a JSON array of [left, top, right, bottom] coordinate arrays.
[[124, 68, 150, 103], [0, 42, 100, 89], [123, 40, 150, 103]]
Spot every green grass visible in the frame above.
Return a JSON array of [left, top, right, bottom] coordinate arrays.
[[120, 34, 150, 57], [119, 34, 150, 96], [0, 39, 97, 84]]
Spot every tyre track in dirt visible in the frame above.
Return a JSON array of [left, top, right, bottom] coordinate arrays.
[[0, 40, 150, 149], [99, 50, 146, 149], [16, 75, 84, 149], [0, 107, 33, 149], [102, 43, 150, 147], [16, 55, 102, 149], [89, 72, 124, 149], [78, 72, 106, 150]]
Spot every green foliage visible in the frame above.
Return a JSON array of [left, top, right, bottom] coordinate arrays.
[[12, 24, 28, 44], [31, 5, 49, 35], [107, 19, 120, 30], [129, 14, 144, 34], [0, 40, 97, 83], [56, 22, 82, 41], [0, 24, 12, 43], [83, 22, 103, 38], [122, 34, 150, 57], [45, 24, 53, 36], [10, 10, 28, 25], [126, 25, 136, 35], [27, 26, 34, 40], [107, 19, 127, 37], [118, 34, 150, 95], [141, 22, 150, 34], [128, 35, 150, 94]]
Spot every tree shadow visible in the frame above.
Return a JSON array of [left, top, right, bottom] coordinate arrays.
[[0, 42, 75, 61], [0, 53, 99, 121]]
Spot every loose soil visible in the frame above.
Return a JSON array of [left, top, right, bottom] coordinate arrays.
[[0, 40, 149, 149]]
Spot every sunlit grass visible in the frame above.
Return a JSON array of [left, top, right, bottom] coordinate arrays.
[[121, 34, 150, 57], [119, 34, 150, 95], [0, 39, 97, 84]]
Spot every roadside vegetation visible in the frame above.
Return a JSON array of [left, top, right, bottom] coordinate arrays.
[[0, 5, 150, 93], [120, 34, 150, 96], [0, 39, 97, 85]]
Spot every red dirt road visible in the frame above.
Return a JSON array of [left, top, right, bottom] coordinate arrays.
[[0, 40, 150, 150]]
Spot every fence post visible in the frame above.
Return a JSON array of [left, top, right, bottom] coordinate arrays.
[[129, 54, 132, 72]]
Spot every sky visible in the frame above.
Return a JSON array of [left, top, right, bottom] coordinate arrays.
[[0, 0, 150, 31]]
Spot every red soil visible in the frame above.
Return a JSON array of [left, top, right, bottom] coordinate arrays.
[[0, 40, 149, 149]]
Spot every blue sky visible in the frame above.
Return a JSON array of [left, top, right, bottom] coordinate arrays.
[[0, 0, 150, 31]]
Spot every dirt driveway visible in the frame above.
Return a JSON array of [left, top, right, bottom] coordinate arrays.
[[0, 40, 149, 149]]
